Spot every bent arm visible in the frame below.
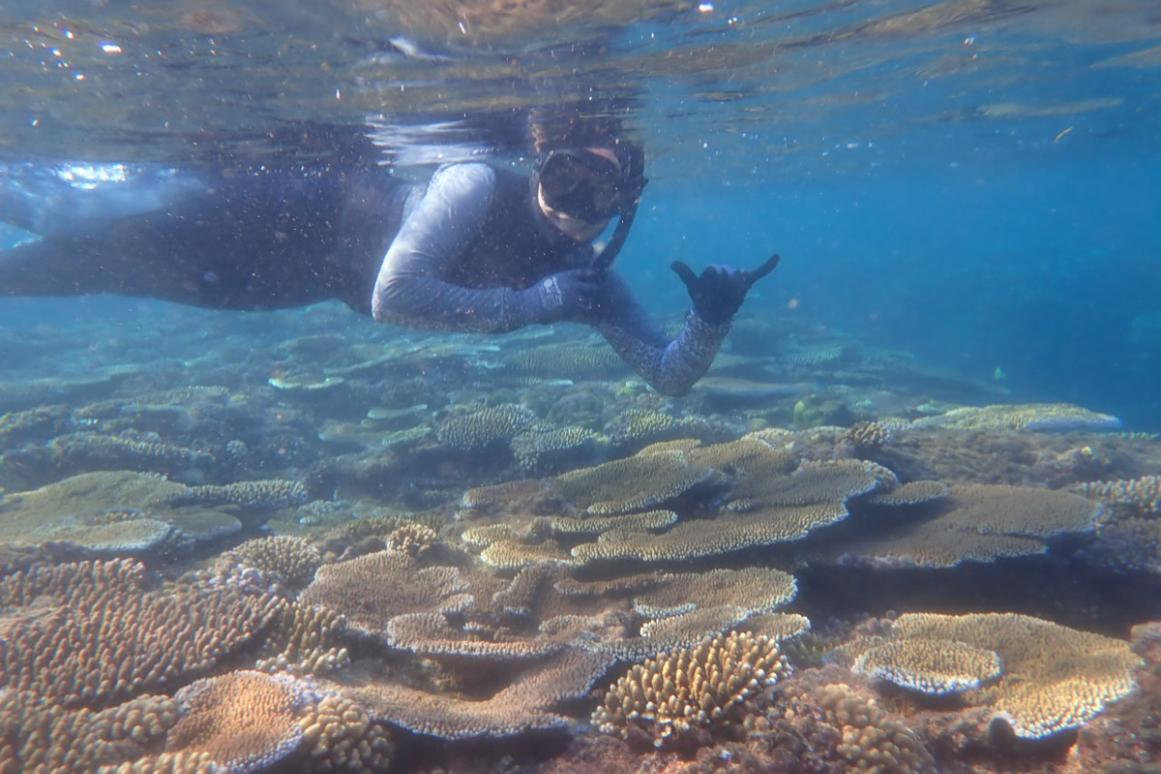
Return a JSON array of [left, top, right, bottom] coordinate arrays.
[[371, 164, 545, 333], [590, 273, 730, 396]]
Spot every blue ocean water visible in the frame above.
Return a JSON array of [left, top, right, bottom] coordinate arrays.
[[2, 2, 1161, 771]]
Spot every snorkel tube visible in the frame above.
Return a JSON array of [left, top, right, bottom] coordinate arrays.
[[593, 143, 647, 273]]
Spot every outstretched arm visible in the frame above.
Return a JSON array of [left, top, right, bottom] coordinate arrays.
[[588, 272, 732, 396], [589, 255, 781, 396], [372, 163, 562, 333]]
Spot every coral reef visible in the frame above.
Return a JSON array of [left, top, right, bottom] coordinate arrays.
[[0, 559, 281, 707], [823, 482, 1102, 568], [224, 535, 323, 588], [436, 404, 536, 451], [1076, 473, 1161, 515], [766, 674, 936, 773], [842, 612, 1142, 739], [300, 552, 473, 643], [166, 671, 308, 772], [593, 631, 787, 749], [910, 403, 1121, 432]]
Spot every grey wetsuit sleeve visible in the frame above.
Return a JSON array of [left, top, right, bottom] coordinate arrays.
[[371, 164, 545, 333], [590, 272, 730, 396]]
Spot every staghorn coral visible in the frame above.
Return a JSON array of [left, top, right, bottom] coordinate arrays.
[[166, 671, 308, 772], [225, 535, 322, 588], [825, 482, 1102, 568], [385, 521, 439, 558], [593, 630, 787, 748], [256, 602, 350, 677], [299, 551, 473, 642], [909, 402, 1121, 432], [0, 558, 281, 708], [1076, 473, 1161, 515], [435, 403, 536, 451], [845, 612, 1143, 739]]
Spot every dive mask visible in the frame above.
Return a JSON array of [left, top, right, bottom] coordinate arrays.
[[537, 148, 626, 221]]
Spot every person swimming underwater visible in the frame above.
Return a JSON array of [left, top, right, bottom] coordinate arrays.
[[0, 120, 778, 396]]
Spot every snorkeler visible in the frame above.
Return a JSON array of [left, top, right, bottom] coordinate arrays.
[[0, 123, 778, 396]]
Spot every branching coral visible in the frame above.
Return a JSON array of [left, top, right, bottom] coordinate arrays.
[[0, 559, 280, 708], [593, 630, 787, 748]]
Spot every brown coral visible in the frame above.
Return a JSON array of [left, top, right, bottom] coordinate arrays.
[[593, 630, 787, 748], [164, 479, 308, 511], [256, 601, 350, 677], [299, 551, 473, 642], [435, 403, 536, 451], [1076, 474, 1161, 515], [909, 402, 1121, 432], [167, 671, 307, 772], [846, 612, 1142, 739], [226, 535, 322, 588], [385, 521, 439, 557], [344, 647, 614, 739], [0, 691, 181, 772], [770, 679, 936, 773], [299, 693, 394, 773], [0, 559, 280, 707], [632, 567, 797, 620], [827, 482, 1102, 568], [853, 638, 1002, 695]]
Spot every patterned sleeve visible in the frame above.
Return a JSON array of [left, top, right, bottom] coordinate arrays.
[[589, 272, 730, 396], [371, 163, 538, 333]]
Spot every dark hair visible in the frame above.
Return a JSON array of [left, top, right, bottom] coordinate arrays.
[[528, 106, 643, 184]]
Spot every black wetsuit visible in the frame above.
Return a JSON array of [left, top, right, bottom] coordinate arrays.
[[0, 161, 730, 395]]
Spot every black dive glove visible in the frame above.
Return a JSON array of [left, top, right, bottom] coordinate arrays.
[[529, 268, 603, 323], [671, 253, 780, 325]]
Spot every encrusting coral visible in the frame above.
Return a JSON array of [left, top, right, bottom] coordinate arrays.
[[593, 630, 788, 749]]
